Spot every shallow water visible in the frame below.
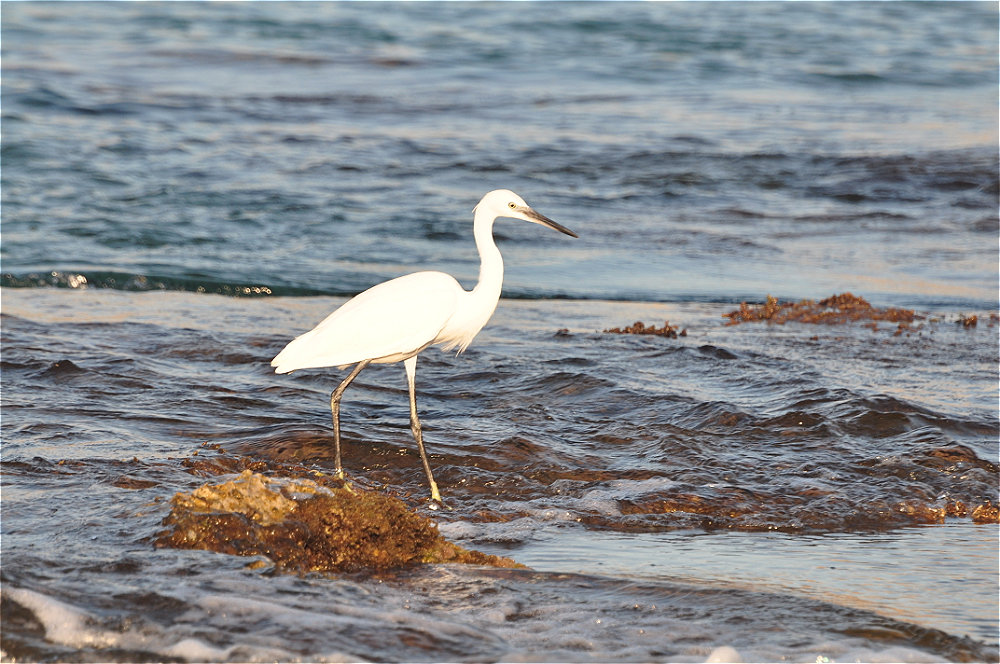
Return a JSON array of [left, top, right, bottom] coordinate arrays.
[[3, 289, 998, 661], [2, 2, 999, 662]]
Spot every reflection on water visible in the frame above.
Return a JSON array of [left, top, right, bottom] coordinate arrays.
[[501, 523, 1000, 645]]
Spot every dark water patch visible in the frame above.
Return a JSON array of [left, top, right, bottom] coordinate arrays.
[[149, 48, 333, 67], [831, 393, 993, 440], [807, 151, 1000, 205], [971, 216, 1000, 233], [917, 443, 998, 473], [218, 428, 347, 466], [521, 371, 615, 398], [31, 359, 89, 380], [112, 476, 160, 490], [697, 344, 738, 360]]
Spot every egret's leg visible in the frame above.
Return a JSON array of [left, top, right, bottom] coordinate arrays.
[[404, 356, 442, 503], [330, 359, 370, 479]]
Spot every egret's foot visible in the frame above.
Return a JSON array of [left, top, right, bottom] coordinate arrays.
[[426, 485, 450, 510], [331, 468, 356, 493], [426, 498, 450, 511]]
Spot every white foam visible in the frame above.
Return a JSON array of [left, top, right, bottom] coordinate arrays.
[[803, 641, 943, 664], [574, 477, 681, 516], [438, 514, 552, 543], [524, 506, 580, 522], [161, 637, 236, 661], [3, 573, 974, 664], [435, 520, 481, 539], [704, 645, 742, 663], [581, 476, 680, 500], [4, 587, 119, 649], [3, 586, 310, 662]]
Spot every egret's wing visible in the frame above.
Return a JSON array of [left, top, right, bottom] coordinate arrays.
[[271, 272, 461, 373]]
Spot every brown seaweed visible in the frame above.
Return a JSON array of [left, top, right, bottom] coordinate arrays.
[[156, 465, 524, 574], [604, 320, 687, 338], [723, 293, 920, 327]]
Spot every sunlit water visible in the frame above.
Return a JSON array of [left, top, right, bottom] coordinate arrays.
[[2, 3, 998, 662]]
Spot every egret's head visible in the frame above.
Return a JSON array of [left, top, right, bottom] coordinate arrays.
[[474, 189, 578, 238]]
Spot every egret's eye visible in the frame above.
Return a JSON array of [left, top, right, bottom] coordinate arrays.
[[508, 202, 517, 209]]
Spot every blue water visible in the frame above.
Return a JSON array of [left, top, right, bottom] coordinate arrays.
[[2, 2, 997, 305], [2, 3, 998, 662]]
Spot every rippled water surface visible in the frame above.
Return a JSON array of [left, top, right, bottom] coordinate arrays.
[[2, 2, 998, 662]]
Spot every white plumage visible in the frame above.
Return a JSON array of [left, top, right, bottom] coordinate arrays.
[[271, 189, 577, 503], [272, 271, 462, 372]]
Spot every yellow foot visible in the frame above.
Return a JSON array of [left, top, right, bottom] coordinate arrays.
[[332, 469, 356, 493], [427, 483, 450, 510]]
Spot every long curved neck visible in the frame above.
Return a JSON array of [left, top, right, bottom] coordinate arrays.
[[435, 205, 504, 353], [471, 206, 503, 300]]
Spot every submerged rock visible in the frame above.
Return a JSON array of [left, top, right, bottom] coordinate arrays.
[[155, 470, 524, 573]]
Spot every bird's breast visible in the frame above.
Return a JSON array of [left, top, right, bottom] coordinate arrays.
[[434, 287, 500, 354]]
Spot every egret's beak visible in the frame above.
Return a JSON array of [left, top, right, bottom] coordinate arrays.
[[520, 206, 578, 238]]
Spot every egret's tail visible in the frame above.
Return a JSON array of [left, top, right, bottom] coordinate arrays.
[[270, 359, 292, 374], [271, 340, 303, 374]]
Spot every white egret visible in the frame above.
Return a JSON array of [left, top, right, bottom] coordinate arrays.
[[271, 189, 577, 503]]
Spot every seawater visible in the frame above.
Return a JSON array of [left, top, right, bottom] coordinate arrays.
[[2, 3, 998, 662]]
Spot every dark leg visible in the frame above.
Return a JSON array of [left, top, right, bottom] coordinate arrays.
[[404, 356, 442, 503], [330, 359, 370, 479]]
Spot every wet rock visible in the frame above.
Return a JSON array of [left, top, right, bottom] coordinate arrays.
[[112, 476, 159, 490], [971, 500, 999, 523], [604, 320, 686, 338], [155, 470, 524, 573], [723, 292, 920, 327]]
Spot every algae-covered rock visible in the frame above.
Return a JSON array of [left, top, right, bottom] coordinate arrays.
[[155, 470, 524, 572], [723, 292, 920, 327], [604, 320, 686, 338]]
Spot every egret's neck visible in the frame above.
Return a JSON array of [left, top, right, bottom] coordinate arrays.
[[472, 207, 503, 300]]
